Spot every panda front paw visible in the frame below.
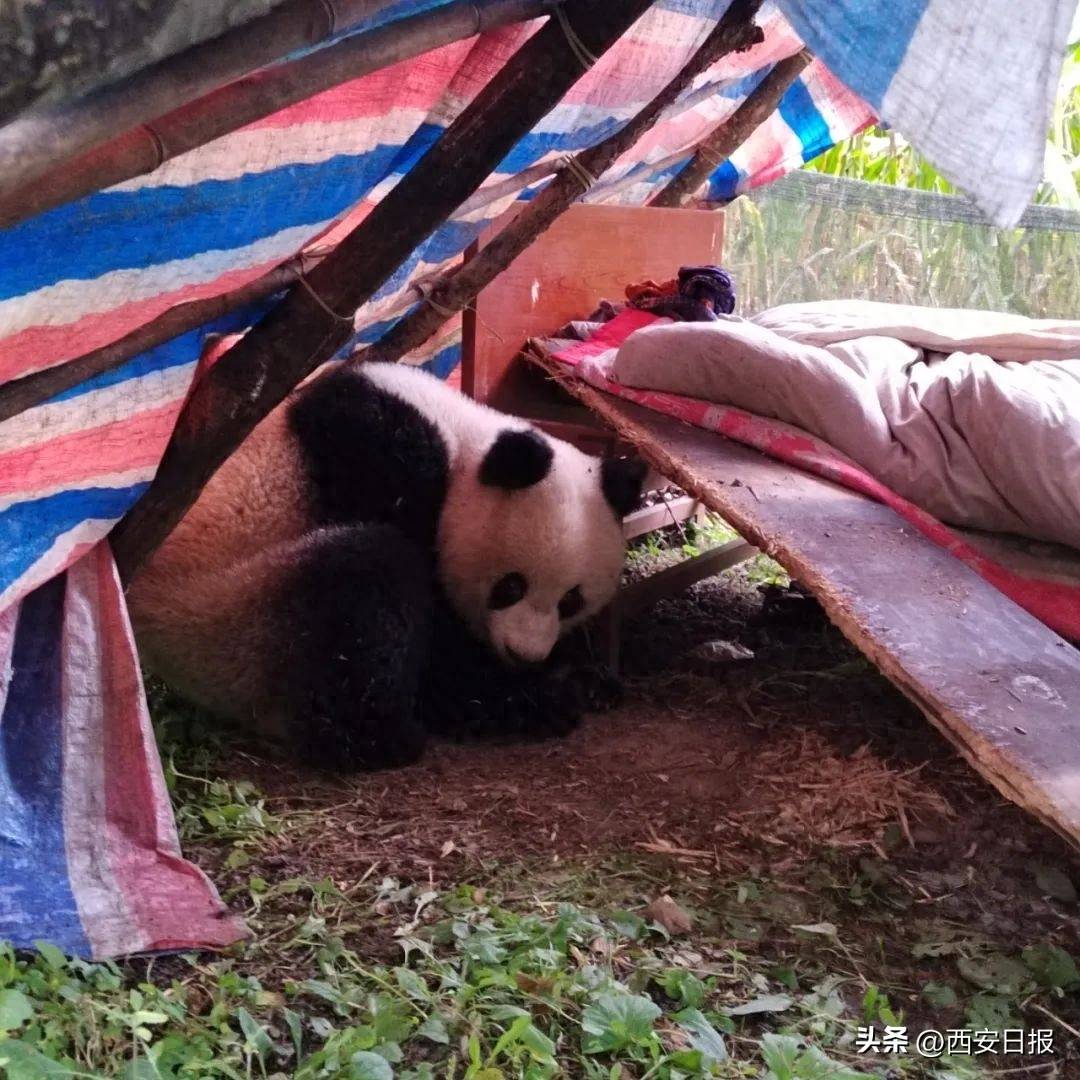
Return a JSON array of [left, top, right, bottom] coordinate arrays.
[[423, 664, 582, 742], [486, 669, 583, 740]]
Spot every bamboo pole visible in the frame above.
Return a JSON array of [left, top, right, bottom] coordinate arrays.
[[110, 0, 657, 583], [0, 251, 324, 425], [353, 0, 764, 369], [0, 0, 556, 229], [649, 48, 811, 208], [0, 3, 557, 231], [0, 1, 399, 200]]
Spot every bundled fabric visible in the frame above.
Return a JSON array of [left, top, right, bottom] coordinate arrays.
[[626, 264, 736, 321], [550, 307, 1080, 641], [614, 301, 1080, 549]]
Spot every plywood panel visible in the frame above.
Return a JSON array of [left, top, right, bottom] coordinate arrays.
[[527, 349, 1080, 850], [462, 202, 724, 405]]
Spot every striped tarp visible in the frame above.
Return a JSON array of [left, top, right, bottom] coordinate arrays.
[[0, 0, 875, 623], [0, 545, 243, 955], [775, 0, 1076, 228], [0, 0, 1067, 956]]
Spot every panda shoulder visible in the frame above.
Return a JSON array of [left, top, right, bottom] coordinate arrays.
[[358, 363, 510, 453]]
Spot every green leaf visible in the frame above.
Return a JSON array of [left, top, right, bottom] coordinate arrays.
[[965, 993, 1018, 1031], [675, 1008, 727, 1063], [1023, 943, 1080, 990], [608, 910, 647, 940], [726, 993, 792, 1016], [957, 953, 1031, 996], [34, 942, 66, 970], [658, 969, 707, 1009], [349, 1051, 394, 1080], [921, 982, 958, 1008], [129, 1010, 169, 1026], [581, 991, 661, 1054], [284, 1006, 304, 1062], [768, 966, 798, 991], [760, 1033, 802, 1077], [369, 995, 413, 1044], [416, 1015, 450, 1044], [237, 1007, 273, 1061], [0, 1039, 77, 1078], [393, 967, 429, 1001], [491, 1015, 532, 1059], [759, 1033, 872, 1080], [120, 1059, 162, 1080], [1034, 865, 1077, 903], [518, 1022, 556, 1062], [0, 989, 34, 1031]]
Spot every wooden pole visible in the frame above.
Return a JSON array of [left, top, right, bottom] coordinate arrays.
[[0, 1, 399, 199], [0, 0, 555, 229], [110, 0, 657, 584], [0, 251, 325, 425], [649, 48, 811, 208], [353, 0, 764, 369]]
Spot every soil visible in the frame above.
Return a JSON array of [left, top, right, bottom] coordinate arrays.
[[204, 562, 1080, 961], [172, 556, 1080, 1072]]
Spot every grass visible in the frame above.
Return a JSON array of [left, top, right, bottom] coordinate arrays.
[[2, 832, 1075, 1077], [3, 655, 1078, 1077], [724, 190, 1080, 318], [627, 513, 790, 591], [727, 42, 1080, 319]]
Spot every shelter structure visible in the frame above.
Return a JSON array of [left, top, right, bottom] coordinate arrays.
[[0, 0, 1076, 957]]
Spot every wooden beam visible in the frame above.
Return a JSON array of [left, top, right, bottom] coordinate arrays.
[[0, 252, 332, 425], [623, 496, 704, 540], [619, 537, 757, 618], [529, 349, 1080, 850], [0, 0, 293, 126], [110, 0, 657, 584], [649, 48, 811, 208], [0, 0, 555, 229], [354, 0, 764, 369]]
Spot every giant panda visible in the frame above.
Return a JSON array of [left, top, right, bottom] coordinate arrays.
[[127, 360, 646, 770]]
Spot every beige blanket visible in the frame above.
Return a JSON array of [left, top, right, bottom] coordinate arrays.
[[612, 300, 1080, 549]]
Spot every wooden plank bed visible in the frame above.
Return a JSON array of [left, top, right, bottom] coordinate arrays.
[[528, 346, 1080, 848], [460, 201, 1080, 850]]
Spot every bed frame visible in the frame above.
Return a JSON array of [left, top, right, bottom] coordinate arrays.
[[461, 201, 740, 555], [460, 202, 1080, 851]]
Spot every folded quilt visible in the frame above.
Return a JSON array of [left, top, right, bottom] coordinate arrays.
[[612, 300, 1080, 550]]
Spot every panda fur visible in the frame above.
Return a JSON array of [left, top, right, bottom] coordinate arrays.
[[127, 361, 645, 770]]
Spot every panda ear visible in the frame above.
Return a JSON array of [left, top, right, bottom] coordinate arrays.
[[601, 456, 647, 518], [480, 428, 554, 490]]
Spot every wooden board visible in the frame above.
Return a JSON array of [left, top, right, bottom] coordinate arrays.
[[529, 353, 1080, 849], [462, 202, 724, 407]]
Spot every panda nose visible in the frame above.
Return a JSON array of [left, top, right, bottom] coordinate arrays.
[[505, 647, 542, 668]]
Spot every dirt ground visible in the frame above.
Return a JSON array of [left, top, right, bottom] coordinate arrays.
[[170, 557, 1080, 1075], [209, 570, 1080, 930]]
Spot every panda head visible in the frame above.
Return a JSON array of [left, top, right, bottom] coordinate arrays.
[[438, 426, 646, 666]]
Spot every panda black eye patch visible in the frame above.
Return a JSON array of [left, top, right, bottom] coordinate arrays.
[[488, 572, 527, 610], [558, 586, 584, 620]]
